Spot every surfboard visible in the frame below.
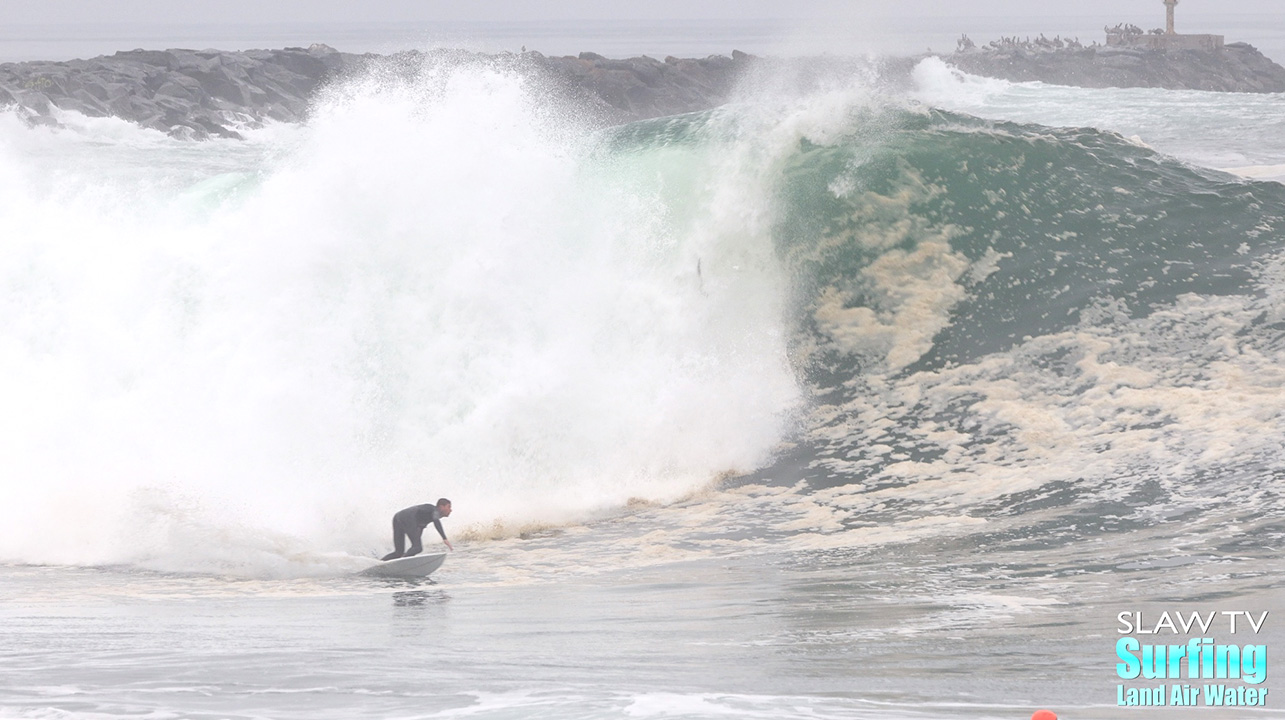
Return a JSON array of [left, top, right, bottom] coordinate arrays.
[[358, 552, 447, 579]]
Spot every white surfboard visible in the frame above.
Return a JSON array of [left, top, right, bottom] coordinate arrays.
[[358, 552, 447, 579]]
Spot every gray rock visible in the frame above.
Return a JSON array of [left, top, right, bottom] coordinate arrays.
[[935, 42, 1285, 93], [10, 39, 1276, 140], [0, 44, 755, 138], [0, 45, 352, 137]]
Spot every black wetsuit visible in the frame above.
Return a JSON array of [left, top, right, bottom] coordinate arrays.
[[381, 504, 447, 561]]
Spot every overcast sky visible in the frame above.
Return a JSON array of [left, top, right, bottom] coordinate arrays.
[[3, 0, 1282, 62], [5, 0, 1279, 24]]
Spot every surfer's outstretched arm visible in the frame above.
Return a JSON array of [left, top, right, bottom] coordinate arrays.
[[433, 519, 454, 551]]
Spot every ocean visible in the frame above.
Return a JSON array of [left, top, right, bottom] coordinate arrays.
[[1, 16, 1283, 720]]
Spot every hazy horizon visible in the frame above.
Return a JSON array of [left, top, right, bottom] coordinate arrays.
[[2, 1, 1282, 64], [5, 0, 1281, 24]]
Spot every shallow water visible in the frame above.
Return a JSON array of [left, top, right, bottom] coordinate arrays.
[[3, 486, 1282, 718]]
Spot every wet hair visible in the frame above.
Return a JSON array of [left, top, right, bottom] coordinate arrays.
[[436, 497, 451, 507]]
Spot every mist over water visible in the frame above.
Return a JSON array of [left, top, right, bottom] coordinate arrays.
[[0, 58, 802, 573], [3, 48, 1284, 580]]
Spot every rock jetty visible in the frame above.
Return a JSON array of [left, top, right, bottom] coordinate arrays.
[[3, 39, 1283, 140], [939, 37, 1285, 93], [0, 44, 751, 139]]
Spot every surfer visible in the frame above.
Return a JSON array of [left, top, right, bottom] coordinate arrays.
[[380, 499, 454, 560]]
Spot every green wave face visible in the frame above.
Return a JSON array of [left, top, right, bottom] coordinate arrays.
[[610, 104, 1285, 541], [775, 108, 1285, 375]]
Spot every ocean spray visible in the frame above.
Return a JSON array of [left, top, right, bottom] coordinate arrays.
[[0, 59, 800, 574]]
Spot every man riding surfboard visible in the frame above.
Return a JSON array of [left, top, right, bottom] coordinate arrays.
[[380, 498, 454, 560]]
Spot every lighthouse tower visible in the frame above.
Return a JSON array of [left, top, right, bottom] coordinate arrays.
[[1106, 0, 1222, 50]]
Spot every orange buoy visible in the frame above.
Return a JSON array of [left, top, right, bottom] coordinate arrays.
[[1031, 711, 1058, 720]]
